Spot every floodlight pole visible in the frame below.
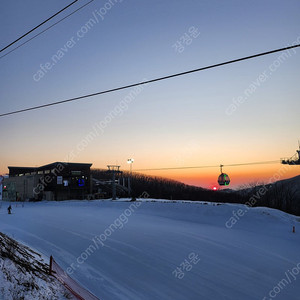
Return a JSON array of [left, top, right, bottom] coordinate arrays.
[[127, 159, 134, 197], [0, 176, 3, 209]]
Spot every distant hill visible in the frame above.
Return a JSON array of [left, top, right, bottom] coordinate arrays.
[[236, 175, 300, 215], [91, 169, 241, 203], [91, 169, 300, 215]]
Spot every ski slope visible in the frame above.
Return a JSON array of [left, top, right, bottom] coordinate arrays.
[[0, 199, 299, 300]]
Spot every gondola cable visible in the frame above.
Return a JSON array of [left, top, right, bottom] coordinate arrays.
[[134, 160, 282, 187], [134, 160, 280, 172]]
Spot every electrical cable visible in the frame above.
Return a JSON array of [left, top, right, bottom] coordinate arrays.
[[0, 0, 95, 60], [0, 0, 80, 53], [1, 44, 299, 118]]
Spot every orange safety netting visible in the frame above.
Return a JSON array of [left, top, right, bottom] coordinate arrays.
[[51, 257, 100, 300]]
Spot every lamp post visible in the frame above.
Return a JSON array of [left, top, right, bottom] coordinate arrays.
[[0, 176, 3, 208], [127, 158, 134, 197]]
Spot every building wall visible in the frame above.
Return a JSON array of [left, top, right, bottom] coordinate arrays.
[[2, 175, 41, 201], [44, 191, 54, 201]]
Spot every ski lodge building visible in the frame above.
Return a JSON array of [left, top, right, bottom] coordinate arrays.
[[2, 162, 92, 201]]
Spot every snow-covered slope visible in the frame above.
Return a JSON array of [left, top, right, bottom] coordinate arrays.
[[0, 199, 299, 300]]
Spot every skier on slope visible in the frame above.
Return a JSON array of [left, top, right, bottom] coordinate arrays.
[[7, 205, 12, 214]]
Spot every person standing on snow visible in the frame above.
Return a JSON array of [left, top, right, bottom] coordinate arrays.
[[7, 205, 12, 214]]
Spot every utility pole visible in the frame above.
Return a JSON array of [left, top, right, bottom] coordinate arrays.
[[107, 165, 122, 200]]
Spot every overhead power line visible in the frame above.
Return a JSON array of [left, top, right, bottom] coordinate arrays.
[[0, 0, 95, 60], [0, 0, 79, 53], [1, 44, 299, 118], [134, 160, 280, 172]]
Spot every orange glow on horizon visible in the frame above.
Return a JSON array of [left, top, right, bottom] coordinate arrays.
[[132, 164, 300, 189]]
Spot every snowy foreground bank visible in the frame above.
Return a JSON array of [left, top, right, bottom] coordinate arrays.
[[0, 232, 71, 300], [0, 199, 299, 300]]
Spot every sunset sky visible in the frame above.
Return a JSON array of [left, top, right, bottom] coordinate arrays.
[[0, 0, 299, 188]]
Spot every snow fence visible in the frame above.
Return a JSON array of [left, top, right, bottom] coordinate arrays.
[[50, 256, 99, 300]]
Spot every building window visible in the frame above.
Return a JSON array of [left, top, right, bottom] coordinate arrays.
[[71, 171, 81, 175]]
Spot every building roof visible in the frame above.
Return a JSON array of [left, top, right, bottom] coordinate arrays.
[[8, 166, 37, 176], [8, 162, 93, 176], [38, 162, 93, 170]]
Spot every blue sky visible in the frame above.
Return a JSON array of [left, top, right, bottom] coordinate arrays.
[[0, 0, 299, 187]]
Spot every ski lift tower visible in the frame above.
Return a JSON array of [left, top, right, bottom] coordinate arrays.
[[107, 165, 122, 200], [281, 141, 300, 165]]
